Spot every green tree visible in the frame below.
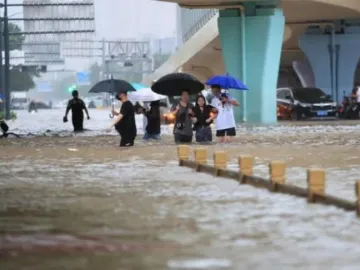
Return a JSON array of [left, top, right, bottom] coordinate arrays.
[[8, 23, 25, 51], [9, 65, 40, 91], [7, 23, 41, 91]]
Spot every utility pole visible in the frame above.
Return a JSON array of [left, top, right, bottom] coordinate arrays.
[[0, 16, 3, 112], [101, 39, 106, 80], [3, 0, 10, 119]]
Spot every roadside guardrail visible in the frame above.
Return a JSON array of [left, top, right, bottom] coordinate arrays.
[[177, 145, 359, 217]]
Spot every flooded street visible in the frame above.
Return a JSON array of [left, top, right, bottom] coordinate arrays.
[[1, 109, 360, 269]]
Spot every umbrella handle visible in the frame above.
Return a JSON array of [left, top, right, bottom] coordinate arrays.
[[109, 92, 115, 118]]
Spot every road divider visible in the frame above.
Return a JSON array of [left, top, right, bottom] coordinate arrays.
[[177, 145, 359, 217]]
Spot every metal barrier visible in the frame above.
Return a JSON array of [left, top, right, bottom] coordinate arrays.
[[177, 145, 360, 217], [181, 9, 218, 42]]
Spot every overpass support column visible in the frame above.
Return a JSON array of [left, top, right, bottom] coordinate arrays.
[[218, 6, 285, 124], [299, 32, 360, 103]]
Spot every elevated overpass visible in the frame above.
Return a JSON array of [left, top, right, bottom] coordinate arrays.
[[144, 0, 360, 123]]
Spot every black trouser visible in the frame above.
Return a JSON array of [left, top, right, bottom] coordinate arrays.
[[174, 133, 192, 144], [119, 131, 136, 147], [72, 115, 84, 132]]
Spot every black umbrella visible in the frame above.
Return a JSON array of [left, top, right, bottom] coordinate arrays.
[[88, 77, 136, 118], [88, 78, 136, 94], [151, 72, 204, 96]]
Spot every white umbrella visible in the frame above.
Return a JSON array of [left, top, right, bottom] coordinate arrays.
[[128, 88, 166, 102]]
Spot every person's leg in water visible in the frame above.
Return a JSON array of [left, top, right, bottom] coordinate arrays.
[[143, 132, 150, 141], [216, 129, 226, 143], [72, 118, 84, 132], [195, 128, 203, 143], [174, 133, 180, 144], [203, 126, 213, 143], [120, 132, 136, 147], [149, 133, 161, 140], [174, 133, 192, 144], [143, 132, 160, 141], [224, 127, 236, 143]]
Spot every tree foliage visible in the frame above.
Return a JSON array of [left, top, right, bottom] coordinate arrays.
[[9, 65, 41, 91], [8, 23, 25, 51], [7, 23, 39, 91]]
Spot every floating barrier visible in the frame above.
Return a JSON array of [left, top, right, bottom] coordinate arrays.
[[177, 145, 360, 217]]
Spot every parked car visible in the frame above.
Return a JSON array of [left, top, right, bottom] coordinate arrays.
[[277, 87, 337, 120]]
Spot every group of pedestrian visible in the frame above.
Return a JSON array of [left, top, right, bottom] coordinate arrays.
[[64, 84, 239, 147], [170, 85, 239, 144]]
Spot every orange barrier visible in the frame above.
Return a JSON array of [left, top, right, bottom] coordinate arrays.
[[177, 145, 359, 217]]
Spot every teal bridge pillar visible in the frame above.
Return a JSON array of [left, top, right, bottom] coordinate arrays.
[[218, 3, 285, 124]]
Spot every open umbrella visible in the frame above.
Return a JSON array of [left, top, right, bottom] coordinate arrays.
[[88, 77, 136, 118], [151, 72, 204, 96], [128, 88, 166, 102], [205, 74, 248, 90], [89, 78, 136, 94]]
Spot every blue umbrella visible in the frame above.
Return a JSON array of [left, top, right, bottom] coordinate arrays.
[[205, 74, 248, 90]]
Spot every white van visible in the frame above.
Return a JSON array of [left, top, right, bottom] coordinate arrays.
[[11, 92, 29, 110]]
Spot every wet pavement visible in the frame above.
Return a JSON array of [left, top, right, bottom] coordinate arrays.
[[1, 109, 360, 269]]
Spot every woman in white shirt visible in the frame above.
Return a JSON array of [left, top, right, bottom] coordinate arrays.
[[210, 85, 239, 143]]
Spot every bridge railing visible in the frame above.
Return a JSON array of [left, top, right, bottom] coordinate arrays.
[[177, 145, 360, 217], [180, 8, 218, 43]]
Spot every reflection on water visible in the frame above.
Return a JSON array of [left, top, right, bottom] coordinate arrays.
[[2, 109, 360, 269]]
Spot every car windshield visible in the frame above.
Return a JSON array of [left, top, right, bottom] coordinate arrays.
[[292, 88, 331, 103]]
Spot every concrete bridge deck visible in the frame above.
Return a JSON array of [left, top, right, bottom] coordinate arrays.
[[144, 0, 360, 84]]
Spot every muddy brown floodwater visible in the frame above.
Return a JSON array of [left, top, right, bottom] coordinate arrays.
[[1, 130, 360, 270]]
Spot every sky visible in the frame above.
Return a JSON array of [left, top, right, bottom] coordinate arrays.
[[9, 0, 177, 40]]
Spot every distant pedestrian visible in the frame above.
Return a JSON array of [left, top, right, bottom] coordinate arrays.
[[28, 100, 37, 113], [63, 90, 90, 132]]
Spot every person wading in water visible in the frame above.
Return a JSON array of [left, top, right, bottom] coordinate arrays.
[[63, 90, 90, 132], [171, 90, 194, 143], [192, 95, 217, 143], [106, 92, 137, 147]]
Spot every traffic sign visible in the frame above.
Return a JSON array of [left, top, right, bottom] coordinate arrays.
[[76, 71, 90, 86], [37, 81, 52, 92]]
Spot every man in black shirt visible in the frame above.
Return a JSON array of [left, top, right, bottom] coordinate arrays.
[[106, 91, 137, 147], [63, 90, 90, 132]]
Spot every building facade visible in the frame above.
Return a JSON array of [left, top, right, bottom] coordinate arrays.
[[22, 0, 95, 65]]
